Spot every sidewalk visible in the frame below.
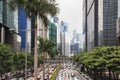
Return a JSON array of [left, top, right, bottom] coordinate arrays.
[[26, 66, 56, 80], [26, 64, 56, 80]]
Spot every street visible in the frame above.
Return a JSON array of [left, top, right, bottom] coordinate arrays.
[[56, 68, 86, 80], [26, 64, 56, 80]]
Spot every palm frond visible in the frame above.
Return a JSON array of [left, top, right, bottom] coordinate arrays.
[[9, 0, 27, 10], [39, 14, 48, 28], [9, 0, 59, 28]]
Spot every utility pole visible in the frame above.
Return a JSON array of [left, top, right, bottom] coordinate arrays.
[[9, 29, 28, 79], [25, 29, 28, 79], [9, 28, 43, 80]]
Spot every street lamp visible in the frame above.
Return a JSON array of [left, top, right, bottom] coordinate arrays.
[[9, 28, 44, 79], [9, 28, 29, 79]]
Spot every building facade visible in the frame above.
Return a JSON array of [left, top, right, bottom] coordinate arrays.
[[53, 16, 60, 49], [116, 0, 120, 45], [0, 0, 18, 30], [48, 21, 57, 43], [70, 30, 83, 55], [83, 0, 118, 51], [60, 21, 70, 56], [83, 0, 87, 51], [0, 0, 21, 52], [18, 7, 27, 51], [83, 0, 98, 51], [18, 7, 31, 53]]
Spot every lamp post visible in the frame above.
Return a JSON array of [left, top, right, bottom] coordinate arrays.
[[25, 29, 28, 79], [9, 28, 29, 79], [9, 28, 44, 79]]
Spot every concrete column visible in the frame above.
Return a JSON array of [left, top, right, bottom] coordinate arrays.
[[1, 27, 5, 43]]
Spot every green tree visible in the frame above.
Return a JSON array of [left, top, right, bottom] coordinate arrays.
[[103, 46, 120, 80], [38, 37, 57, 57], [38, 56, 44, 65], [0, 43, 14, 79], [17, 52, 26, 70], [12, 53, 19, 71], [9, 0, 59, 79], [27, 54, 34, 69], [38, 37, 56, 79], [73, 46, 120, 80]]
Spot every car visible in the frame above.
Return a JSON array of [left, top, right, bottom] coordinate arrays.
[[71, 73, 75, 77], [74, 76, 79, 80], [64, 78, 69, 80], [49, 71, 52, 74], [52, 68, 55, 71], [45, 74, 48, 80]]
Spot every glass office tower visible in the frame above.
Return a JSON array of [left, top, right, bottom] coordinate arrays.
[[83, 0, 118, 51], [101, 0, 118, 46], [0, 0, 20, 52], [0, 0, 18, 31], [83, 0, 98, 51], [0, 1, 3, 23]]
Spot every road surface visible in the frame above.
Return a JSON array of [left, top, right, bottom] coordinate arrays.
[[56, 68, 86, 80]]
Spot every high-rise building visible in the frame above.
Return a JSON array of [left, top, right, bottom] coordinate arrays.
[[70, 30, 83, 55], [0, 0, 17, 30], [83, 0, 87, 51], [18, 7, 31, 52], [53, 16, 60, 49], [60, 21, 70, 56], [0, 0, 21, 52], [118, 0, 120, 18], [83, 0, 118, 51], [18, 7, 27, 51], [116, 0, 120, 45], [48, 21, 57, 43], [0, 1, 3, 24]]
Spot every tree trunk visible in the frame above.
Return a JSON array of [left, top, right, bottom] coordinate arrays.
[[100, 70, 103, 80], [47, 58, 50, 80], [0, 74, 2, 80], [86, 67, 89, 74], [91, 69, 94, 79], [112, 71, 116, 80], [116, 73, 119, 80], [43, 52, 45, 80], [93, 69, 96, 80], [34, 15, 39, 80], [108, 69, 111, 80]]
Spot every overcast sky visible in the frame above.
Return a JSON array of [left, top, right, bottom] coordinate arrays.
[[57, 0, 83, 38]]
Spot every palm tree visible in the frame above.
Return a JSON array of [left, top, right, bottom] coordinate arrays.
[[38, 37, 56, 79], [9, 0, 59, 80]]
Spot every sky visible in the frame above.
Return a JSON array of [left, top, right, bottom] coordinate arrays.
[[57, 0, 83, 38]]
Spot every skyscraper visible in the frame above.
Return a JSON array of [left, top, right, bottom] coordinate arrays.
[[0, 0, 21, 52], [116, 0, 120, 45], [18, 7, 27, 51], [48, 21, 57, 43], [0, 0, 17, 30], [18, 7, 32, 52], [83, 0, 118, 51], [60, 21, 70, 56], [70, 30, 83, 55]]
